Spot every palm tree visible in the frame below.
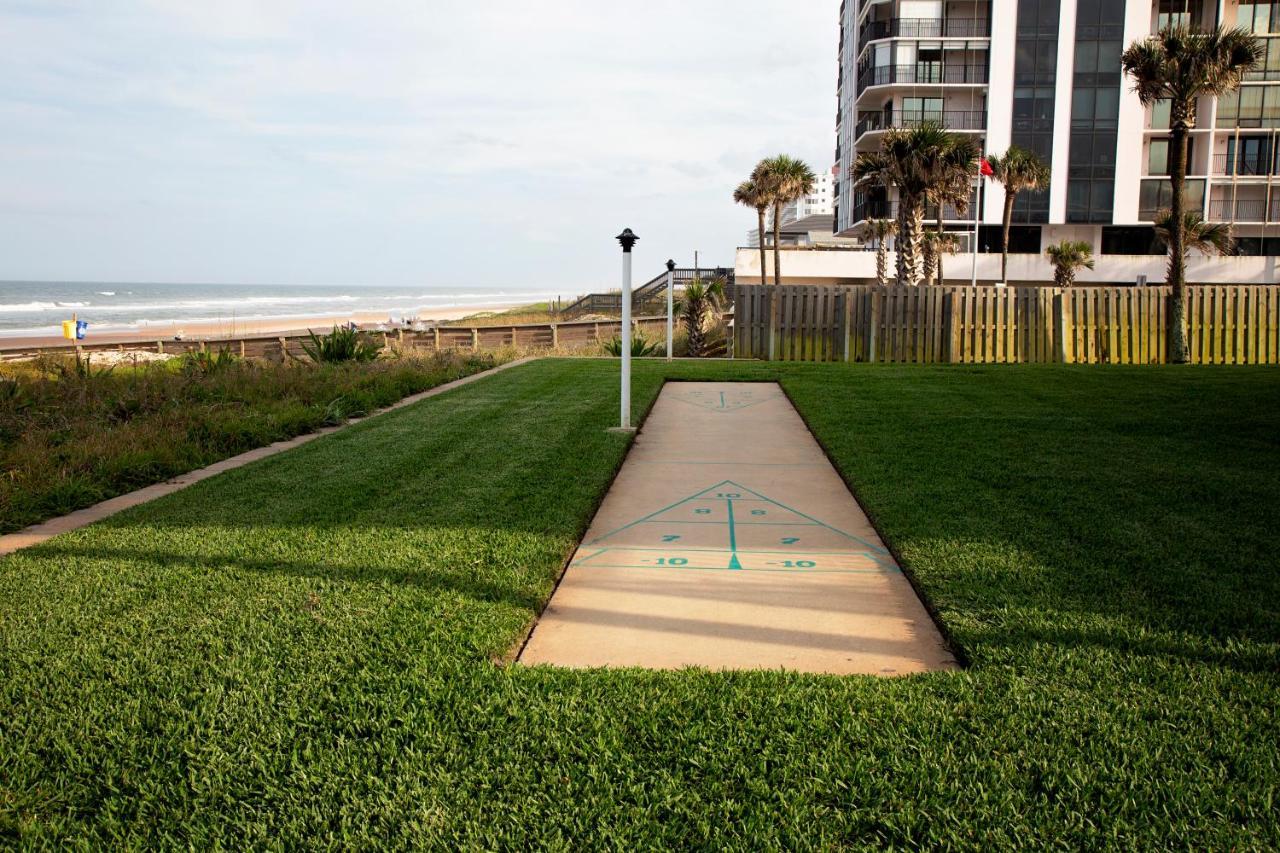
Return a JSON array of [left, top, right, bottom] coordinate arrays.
[[867, 219, 897, 285], [926, 230, 961, 285], [675, 277, 725, 357], [1154, 210, 1234, 267], [752, 155, 817, 287], [1122, 24, 1261, 362], [986, 146, 1050, 283], [852, 124, 979, 286], [1045, 240, 1095, 287], [734, 179, 771, 286]]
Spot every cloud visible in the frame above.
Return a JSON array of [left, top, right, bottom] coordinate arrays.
[[0, 1, 836, 288]]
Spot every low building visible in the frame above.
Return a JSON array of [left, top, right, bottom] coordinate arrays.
[[734, 245, 1280, 286]]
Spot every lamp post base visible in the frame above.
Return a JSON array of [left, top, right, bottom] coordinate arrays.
[[606, 426, 637, 434]]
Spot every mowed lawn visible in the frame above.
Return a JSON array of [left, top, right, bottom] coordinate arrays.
[[1, 358, 1277, 848]]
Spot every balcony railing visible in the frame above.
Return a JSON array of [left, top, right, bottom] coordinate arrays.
[[1211, 153, 1280, 176], [855, 109, 987, 138], [850, 197, 980, 224], [859, 17, 991, 44], [1241, 68, 1280, 81], [856, 63, 989, 92], [1206, 198, 1280, 221]]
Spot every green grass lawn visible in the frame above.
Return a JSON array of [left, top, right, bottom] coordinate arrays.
[[1, 359, 1277, 847]]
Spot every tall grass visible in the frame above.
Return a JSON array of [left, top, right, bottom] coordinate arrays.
[[0, 350, 499, 533]]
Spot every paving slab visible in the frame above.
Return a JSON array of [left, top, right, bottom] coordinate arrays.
[[519, 381, 957, 675]]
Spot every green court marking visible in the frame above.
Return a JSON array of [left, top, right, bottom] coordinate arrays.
[[667, 389, 779, 413], [586, 480, 889, 555], [573, 544, 892, 563]]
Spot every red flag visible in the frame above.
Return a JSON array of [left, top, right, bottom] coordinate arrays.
[[979, 157, 994, 177]]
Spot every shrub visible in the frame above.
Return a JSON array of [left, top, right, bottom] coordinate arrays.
[[0, 350, 499, 533], [602, 333, 663, 358], [301, 326, 381, 363]]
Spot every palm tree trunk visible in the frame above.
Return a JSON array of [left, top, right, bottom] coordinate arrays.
[[686, 300, 705, 357], [898, 198, 925, 287], [1168, 112, 1191, 363], [772, 202, 783, 287], [769, 202, 782, 359], [1001, 190, 1016, 284], [876, 242, 887, 286], [757, 206, 768, 286]]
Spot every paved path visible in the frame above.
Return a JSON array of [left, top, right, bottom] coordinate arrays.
[[0, 357, 533, 557], [520, 381, 956, 675]]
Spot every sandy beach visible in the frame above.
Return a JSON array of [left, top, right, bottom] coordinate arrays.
[[0, 302, 526, 350]]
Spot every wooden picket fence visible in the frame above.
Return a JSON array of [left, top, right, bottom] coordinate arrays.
[[0, 315, 675, 363], [732, 284, 1280, 365]]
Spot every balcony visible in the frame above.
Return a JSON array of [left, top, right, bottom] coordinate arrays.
[[1211, 153, 1280, 176], [1241, 68, 1280, 81], [859, 17, 991, 45], [1207, 198, 1280, 221], [855, 109, 987, 140], [857, 63, 988, 93], [850, 196, 981, 225]]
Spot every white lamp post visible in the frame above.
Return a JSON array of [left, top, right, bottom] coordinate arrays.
[[665, 258, 675, 361], [616, 228, 638, 431]]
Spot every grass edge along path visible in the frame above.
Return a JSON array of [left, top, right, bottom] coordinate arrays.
[[0, 356, 532, 557], [1, 359, 1277, 848]]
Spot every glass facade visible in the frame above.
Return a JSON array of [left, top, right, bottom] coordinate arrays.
[[1066, 0, 1123, 223], [1010, 0, 1059, 222]]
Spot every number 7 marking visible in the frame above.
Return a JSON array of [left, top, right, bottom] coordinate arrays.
[[782, 537, 800, 545], [662, 535, 681, 542]]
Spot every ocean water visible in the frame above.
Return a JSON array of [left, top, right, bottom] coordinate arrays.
[[0, 281, 559, 337]]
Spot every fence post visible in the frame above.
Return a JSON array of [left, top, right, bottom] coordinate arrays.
[[279, 337, 288, 361], [768, 287, 779, 361], [842, 290, 853, 362], [551, 323, 559, 348], [156, 340, 164, 354], [943, 292, 958, 363], [433, 327, 441, 350], [471, 328, 480, 350], [1053, 291, 1067, 363], [240, 340, 246, 359], [868, 288, 881, 363]]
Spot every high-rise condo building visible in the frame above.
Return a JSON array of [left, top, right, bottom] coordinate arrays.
[[834, 0, 1280, 261]]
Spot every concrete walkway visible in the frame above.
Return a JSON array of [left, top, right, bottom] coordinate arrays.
[[0, 357, 532, 557], [520, 381, 956, 675]]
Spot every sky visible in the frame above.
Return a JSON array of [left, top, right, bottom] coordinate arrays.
[[0, 1, 837, 291]]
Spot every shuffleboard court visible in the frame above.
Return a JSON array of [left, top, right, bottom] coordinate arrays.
[[519, 382, 956, 675]]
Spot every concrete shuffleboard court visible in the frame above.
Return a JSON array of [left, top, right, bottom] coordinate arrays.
[[519, 382, 956, 675]]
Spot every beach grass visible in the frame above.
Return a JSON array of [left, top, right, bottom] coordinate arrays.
[[443, 302, 561, 326], [0, 359, 1277, 847], [0, 350, 502, 534]]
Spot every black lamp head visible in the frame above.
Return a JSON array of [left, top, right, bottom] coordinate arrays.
[[666, 259, 676, 271], [616, 228, 638, 252]]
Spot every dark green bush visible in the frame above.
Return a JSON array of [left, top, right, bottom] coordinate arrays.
[[0, 350, 497, 533]]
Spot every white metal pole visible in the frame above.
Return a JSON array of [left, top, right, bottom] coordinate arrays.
[[665, 259, 675, 361], [616, 228, 637, 430], [970, 177, 980, 287]]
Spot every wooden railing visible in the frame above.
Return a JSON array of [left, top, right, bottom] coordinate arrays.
[[0, 315, 679, 363], [733, 284, 1280, 365]]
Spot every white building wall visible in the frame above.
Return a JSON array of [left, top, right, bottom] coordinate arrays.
[[983, 0, 1018, 224], [1112, 0, 1157, 222], [1048, 0, 1079, 222]]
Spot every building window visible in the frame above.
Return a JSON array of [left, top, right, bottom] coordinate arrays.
[[1138, 178, 1206, 219], [1238, 1, 1280, 34], [1217, 86, 1280, 127], [1147, 138, 1195, 175], [1067, 0, 1124, 223], [1102, 226, 1163, 255], [1158, 0, 1205, 29], [1010, 0, 1060, 223]]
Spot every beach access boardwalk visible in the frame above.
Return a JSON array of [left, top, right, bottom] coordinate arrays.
[[520, 381, 956, 675]]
